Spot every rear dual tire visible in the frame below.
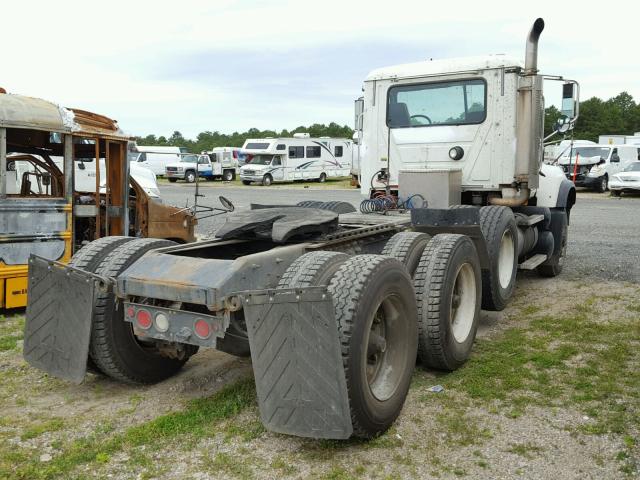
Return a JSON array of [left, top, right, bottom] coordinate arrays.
[[280, 252, 418, 438], [90, 239, 196, 384], [414, 234, 481, 371]]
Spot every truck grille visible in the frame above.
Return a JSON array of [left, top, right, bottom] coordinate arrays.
[[166, 167, 178, 172], [243, 170, 255, 175]]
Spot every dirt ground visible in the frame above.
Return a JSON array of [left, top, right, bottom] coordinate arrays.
[[1, 190, 639, 479], [1, 272, 639, 480]]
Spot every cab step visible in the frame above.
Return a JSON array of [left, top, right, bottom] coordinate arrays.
[[518, 254, 548, 270]]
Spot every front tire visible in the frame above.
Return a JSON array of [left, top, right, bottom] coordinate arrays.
[[318, 172, 327, 183], [414, 234, 481, 371], [223, 170, 234, 181], [597, 175, 608, 193], [185, 171, 196, 183], [478, 206, 518, 311], [262, 174, 273, 186], [328, 255, 418, 438], [537, 212, 568, 278]]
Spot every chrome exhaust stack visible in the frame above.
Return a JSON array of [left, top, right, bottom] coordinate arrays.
[[492, 18, 545, 206], [524, 18, 545, 75]]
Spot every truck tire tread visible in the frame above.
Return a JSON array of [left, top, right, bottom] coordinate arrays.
[[328, 255, 418, 438], [478, 206, 517, 311], [381, 231, 431, 276], [414, 234, 481, 371], [90, 238, 191, 384]]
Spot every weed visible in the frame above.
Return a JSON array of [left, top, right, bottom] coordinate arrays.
[[20, 418, 65, 441]]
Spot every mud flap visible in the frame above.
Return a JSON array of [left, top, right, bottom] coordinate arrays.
[[242, 287, 352, 439], [23, 255, 103, 384]]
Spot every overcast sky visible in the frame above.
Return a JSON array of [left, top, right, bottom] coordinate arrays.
[[2, 0, 638, 138]]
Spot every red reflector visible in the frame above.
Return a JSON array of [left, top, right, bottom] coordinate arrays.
[[126, 306, 135, 318], [136, 309, 152, 329], [194, 319, 211, 339]]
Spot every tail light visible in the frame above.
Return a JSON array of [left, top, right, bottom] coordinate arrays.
[[136, 309, 152, 329], [194, 319, 211, 339]]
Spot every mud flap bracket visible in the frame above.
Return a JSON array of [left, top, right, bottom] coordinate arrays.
[[23, 255, 108, 384], [241, 287, 352, 439]]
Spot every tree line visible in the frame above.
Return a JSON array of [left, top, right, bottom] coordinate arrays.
[[135, 92, 640, 152], [135, 122, 354, 154], [544, 92, 640, 141]]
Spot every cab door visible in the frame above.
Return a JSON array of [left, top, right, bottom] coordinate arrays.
[[609, 148, 622, 175], [208, 154, 221, 176], [198, 155, 213, 177], [271, 156, 285, 181]]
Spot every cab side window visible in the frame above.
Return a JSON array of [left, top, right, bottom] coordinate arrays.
[[272, 156, 282, 166], [198, 156, 210, 164]]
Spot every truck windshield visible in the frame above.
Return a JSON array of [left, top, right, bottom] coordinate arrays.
[[179, 155, 199, 163], [568, 147, 610, 161], [250, 155, 274, 165], [387, 79, 486, 128]]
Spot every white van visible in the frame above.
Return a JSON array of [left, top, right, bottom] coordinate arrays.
[[557, 144, 640, 192], [239, 135, 352, 186], [133, 146, 186, 176]]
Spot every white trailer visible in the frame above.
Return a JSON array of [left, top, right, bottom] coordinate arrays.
[[599, 134, 640, 145], [239, 135, 352, 185]]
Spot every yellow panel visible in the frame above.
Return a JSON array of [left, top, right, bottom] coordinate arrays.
[[0, 279, 4, 308], [6, 277, 28, 309]]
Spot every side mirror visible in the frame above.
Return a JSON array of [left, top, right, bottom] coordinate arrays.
[[219, 196, 234, 212], [561, 82, 577, 119], [78, 161, 86, 170], [554, 116, 572, 134], [354, 97, 364, 131]]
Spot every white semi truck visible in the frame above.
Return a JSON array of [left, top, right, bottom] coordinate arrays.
[[22, 18, 577, 441]]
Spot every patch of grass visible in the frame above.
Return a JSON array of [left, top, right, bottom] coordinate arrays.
[[12, 377, 256, 479], [436, 410, 492, 447], [20, 418, 65, 441], [222, 413, 266, 442], [435, 300, 640, 438], [0, 333, 22, 351], [323, 466, 357, 480], [204, 452, 254, 479], [626, 303, 640, 313], [271, 456, 297, 475], [507, 442, 544, 459]]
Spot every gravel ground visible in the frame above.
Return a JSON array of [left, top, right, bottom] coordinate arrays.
[[159, 183, 640, 283], [1, 185, 638, 479]]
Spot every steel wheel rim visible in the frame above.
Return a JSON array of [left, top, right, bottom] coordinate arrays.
[[450, 262, 476, 343], [497, 230, 515, 289], [364, 294, 407, 402]]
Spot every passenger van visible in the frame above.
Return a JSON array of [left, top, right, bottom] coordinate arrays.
[[239, 135, 352, 185], [557, 144, 640, 192], [133, 145, 187, 176]]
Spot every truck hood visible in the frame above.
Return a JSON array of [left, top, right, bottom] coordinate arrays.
[[557, 155, 601, 167], [241, 164, 268, 172], [165, 162, 196, 169]]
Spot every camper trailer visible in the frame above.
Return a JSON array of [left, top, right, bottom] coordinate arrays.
[[239, 135, 352, 185]]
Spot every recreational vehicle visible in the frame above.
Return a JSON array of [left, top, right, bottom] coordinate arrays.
[[239, 135, 352, 185]]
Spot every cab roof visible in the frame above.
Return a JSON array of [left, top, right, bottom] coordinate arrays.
[[365, 55, 523, 82], [0, 92, 130, 141]]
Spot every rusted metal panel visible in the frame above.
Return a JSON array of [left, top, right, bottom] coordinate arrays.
[[146, 198, 197, 243], [0, 93, 130, 141]]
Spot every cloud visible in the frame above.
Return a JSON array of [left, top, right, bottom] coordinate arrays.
[[1, 0, 638, 138]]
